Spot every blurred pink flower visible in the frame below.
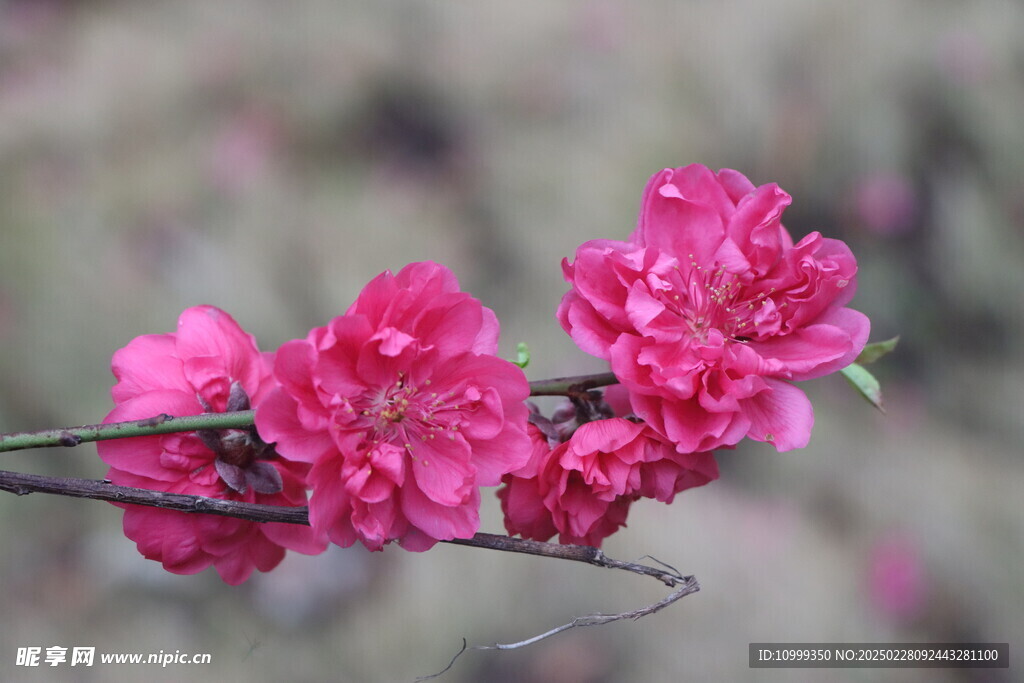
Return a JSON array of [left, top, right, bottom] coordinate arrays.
[[256, 262, 531, 551], [207, 108, 282, 193], [853, 172, 917, 235], [937, 30, 992, 86], [97, 306, 326, 585], [499, 416, 718, 546], [558, 164, 869, 452], [868, 533, 928, 622]]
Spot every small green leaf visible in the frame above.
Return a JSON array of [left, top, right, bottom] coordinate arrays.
[[511, 342, 530, 369], [855, 336, 899, 365], [841, 362, 885, 413]]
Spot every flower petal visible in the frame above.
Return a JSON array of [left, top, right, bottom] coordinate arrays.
[[110, 334, 187, 402], [255, 387, 337, 464], [740, 379, 814, 451]]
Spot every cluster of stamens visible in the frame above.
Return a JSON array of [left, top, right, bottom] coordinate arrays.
[[334, 373, 469, 463], [658, 254, 785, 343]]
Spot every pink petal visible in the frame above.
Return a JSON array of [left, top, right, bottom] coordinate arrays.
[[306, 458, 357, 546], [463, 417, 532, 486], [397, 526, 441, 552], [472, 306, 501, 355], [371, 326, 417, 357], [262, 520, 329, 555], [752, 306, 869, 381], [315, 316, 376, 396], [433, 353, 529, 405], [97, 389, 204, 480], [498, 475, 558, 542], [409, 435, 474, 506], [409, 293, 486, 359], [174, 306, 262, 391], [558, 478, 615, 539], [121, 507, 210, 575], [716, 167, 757, 203], [110, 334, 187, 402], [569, 418, 645, 454], [401, 482, 480, 542], [255, 388, 337, 464], [740, 378, 814, 451], [642, 393, 750, 453], [725, 182, 791, 257], [458, 386, 505, 440], [632, 165, 730, 264], [159, 517, 211, 574], [560, 294, 621, 359], [394, 260, 461, 297], [273, 339, 324, 407], [212, 544, 271, 585]]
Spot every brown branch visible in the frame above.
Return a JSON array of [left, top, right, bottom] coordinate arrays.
[[527, 371, 618, 397], [447, 533, 685, 587], [0, 469, 308, 523], [0, 470, 691, 585]]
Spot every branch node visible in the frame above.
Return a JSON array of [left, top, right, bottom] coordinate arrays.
[[58, 431, 83, 447], [138, 413, 172, 427]]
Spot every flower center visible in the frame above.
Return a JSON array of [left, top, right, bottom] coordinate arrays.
[[663, 255, 783, 344], [336, 373, 463, 453]]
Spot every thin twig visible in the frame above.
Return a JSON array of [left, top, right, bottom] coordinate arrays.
[[489, 578, 698, 649], [448, 533, 684, 586], [416, 578, 699, 681]]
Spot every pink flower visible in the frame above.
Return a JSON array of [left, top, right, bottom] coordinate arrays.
[[97, 306, 327, 585], [853, 172, 916, 236], [256, 261, 532, 552], [868, 533, 928, 622], [558, 164, 870, 452], [499, 415, 718, 546]]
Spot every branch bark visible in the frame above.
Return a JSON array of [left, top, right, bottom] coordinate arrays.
[[0, 469, 690, 587], [526, 371, 619, 397]]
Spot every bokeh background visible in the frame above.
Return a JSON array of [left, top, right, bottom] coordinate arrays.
[[1, 1, 1022, 681]]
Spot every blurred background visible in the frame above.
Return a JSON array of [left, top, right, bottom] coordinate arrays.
[[1, 1, 1022, 681]]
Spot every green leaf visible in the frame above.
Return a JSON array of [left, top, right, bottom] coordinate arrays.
[[855, 336, 899, 365], [841, 362, 885, 413], [511, 342, 530, 369]]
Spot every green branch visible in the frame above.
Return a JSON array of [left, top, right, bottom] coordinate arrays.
[[0, 411, 256, 453], [0, 372, 621, 454]]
